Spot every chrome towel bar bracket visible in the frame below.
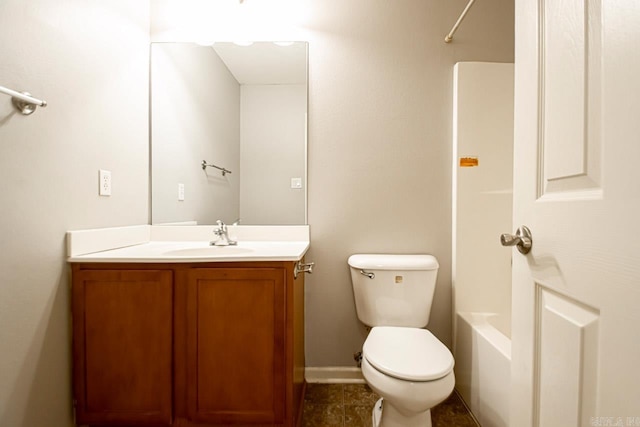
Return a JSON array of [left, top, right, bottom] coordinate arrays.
[[0, 85, 47, 116]]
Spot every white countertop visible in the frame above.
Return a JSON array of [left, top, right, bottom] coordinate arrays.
[[68, 240, 309, 263], [67, 225, 310, 263]]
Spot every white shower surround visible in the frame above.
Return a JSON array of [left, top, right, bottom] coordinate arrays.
[[452, 62, 514, 427]]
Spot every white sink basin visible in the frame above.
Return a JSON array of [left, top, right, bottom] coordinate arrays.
[[163, 246, 254, 257]]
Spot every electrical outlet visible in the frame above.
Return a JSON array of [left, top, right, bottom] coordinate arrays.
[[99, 170, 112, 196], [178, 183, 185, 201]]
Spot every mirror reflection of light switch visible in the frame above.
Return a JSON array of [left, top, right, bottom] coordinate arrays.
[[290, 178, 302, 189]]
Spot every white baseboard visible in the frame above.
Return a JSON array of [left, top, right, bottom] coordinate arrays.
[[305, 367, 365, 384]]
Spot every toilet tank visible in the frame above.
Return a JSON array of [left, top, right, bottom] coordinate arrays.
[[348, 254, 439, 328]]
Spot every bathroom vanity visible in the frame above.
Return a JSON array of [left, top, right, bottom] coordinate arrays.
[[67, 226, 309, 427]]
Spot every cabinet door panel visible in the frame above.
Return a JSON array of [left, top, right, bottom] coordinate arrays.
[[187, 268, 285, 424], [73, 270, 173, 425]]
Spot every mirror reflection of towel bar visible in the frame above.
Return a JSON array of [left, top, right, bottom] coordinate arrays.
[[201, 160, 232, 176]]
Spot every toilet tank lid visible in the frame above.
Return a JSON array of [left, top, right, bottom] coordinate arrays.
[[348, 254, 439, 271]]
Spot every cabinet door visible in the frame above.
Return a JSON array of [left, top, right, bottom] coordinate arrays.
[[186, 268, 286, 424], [72, 269, 173, 425]]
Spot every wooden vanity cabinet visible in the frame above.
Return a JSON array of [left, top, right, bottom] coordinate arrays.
[[185, 267, 286, 424], [71, 262, 306, 427], [71, 269, 174, 425]]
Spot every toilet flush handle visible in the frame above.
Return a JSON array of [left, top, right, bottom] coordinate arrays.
[[359, 270, 375, 279]]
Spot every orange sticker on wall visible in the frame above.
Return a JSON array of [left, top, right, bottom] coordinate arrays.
[[459, 157, 479, 167]]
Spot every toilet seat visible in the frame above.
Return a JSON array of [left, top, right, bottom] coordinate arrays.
[[363, 326, 454, 381]]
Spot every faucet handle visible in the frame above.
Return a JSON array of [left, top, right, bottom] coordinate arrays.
[[213, 220, 226, 236]]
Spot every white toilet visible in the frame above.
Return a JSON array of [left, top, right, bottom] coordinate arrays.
[[348, 254, 455, 427]]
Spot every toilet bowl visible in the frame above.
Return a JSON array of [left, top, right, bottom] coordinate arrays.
[[348, 254, 455, 427], [361, 326, 454, 427]]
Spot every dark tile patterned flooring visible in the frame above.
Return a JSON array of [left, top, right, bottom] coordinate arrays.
[[301, 383, 478, 427]]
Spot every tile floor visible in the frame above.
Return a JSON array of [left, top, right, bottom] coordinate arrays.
[[301, 383, 478, 427]]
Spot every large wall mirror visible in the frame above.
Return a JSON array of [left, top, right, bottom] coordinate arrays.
[[150, 42, 308, 225]]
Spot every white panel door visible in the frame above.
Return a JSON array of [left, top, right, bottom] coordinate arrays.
[[511, 1, 640, 426]]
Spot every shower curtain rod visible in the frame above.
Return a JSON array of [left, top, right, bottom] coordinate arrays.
[[0, 85, 47, 115], [445, 0, 476, 43]]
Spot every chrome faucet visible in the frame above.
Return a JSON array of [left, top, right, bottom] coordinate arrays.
[[211, 220, 238, 246]]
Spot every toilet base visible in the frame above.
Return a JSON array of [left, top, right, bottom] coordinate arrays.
[[372, 398, 382, 426], [371, 398, 432, 427]]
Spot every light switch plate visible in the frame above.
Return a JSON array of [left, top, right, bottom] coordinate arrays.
[[99, 170, 112, 196], [291, 177, 303, 189], [178, 183, 185, 201]]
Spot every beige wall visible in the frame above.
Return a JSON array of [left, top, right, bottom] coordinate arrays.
[[0, 1, 149, 426], [303, 0, 514, 366]]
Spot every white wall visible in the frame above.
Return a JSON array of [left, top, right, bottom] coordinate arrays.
[[240, 84, 306, 224], [151, 43, 241, 224], [151, 0, 515, 367], [452, 62, 514, 338], [0, 1, 149, 426]]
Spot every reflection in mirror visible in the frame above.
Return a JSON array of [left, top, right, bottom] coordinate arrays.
[[150, 42, 308, 225]]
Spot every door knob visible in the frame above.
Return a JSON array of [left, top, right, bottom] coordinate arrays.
[[500, 226, 532, 254]]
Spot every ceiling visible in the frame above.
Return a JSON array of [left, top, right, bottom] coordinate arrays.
[[212, 42, 307, 85]]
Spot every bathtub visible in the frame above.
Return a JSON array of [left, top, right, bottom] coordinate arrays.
[[454, 312, 511, 427]]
